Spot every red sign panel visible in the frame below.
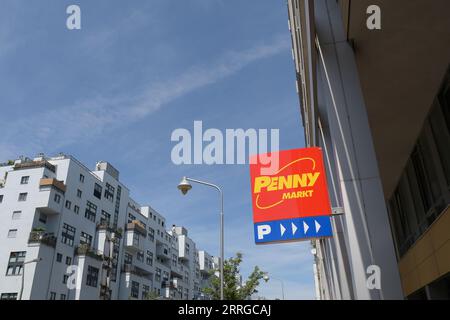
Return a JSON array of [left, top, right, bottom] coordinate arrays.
[[250, 147, 332, 223]]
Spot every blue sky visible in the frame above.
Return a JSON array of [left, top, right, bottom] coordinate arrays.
[[0, 0, 314, 299]]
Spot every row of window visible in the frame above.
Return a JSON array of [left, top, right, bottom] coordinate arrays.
[[61, 223, 93, 248], [389, 72, 450, 257], [130, 281, 151, 299], [124, 250, 154, 267]]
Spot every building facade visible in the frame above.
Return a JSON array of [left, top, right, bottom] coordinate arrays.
[[288, 0, 450, 299], [0, 154, 216, 300]]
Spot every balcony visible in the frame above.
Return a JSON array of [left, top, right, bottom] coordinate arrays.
[[125, 220, 147, 236], [124, 231, 143, 252], [36, 179, 66, 215], [96, 220, 111, 231], [96, 221, 123, 240], [75, 244, 103, 261], [162, 278, 177, 289], [121, 264, 152, 280], [171, 265, 183, 278], [14, 160, 56, 173], [39, 178, 66, 193], [156, 244, 170, 261], [28, 230, 57, 248]]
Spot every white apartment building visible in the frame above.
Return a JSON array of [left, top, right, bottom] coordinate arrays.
[[0, 154, 215, 300], [170, 226, 202, 300]]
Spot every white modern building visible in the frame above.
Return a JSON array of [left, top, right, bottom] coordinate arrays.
[[0, 154, 216, 300]]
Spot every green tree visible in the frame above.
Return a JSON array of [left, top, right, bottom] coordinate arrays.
[[202, 252, 266, 300], [143, 291, 161, 300]]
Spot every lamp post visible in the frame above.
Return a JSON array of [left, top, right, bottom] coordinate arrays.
[[178, 176, 224, 300], [19, 258, 42, 300], [263, 273, 285, 300]]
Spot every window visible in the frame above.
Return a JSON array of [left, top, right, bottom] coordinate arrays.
[[142, 285, 150, 300], [54, 193, 61, 204], [7, 229, 17, 238], [148, 228, 155, 242], [388, 76, 450, 257], [86, 266, 99, 287], [60, 294, 66, 300], [0, 293, 17, 300], [77, 189, 82, 198], [146, 251, 153, 266], [63, 274, 68, 284], [79, 174, 84, 183], [430, 99, 450, 186], [104, 183, 115, 201], [133, 232, 139, 247], [39, 213, 47, 223], [49, 292, 56, 300], [74, 205, 80, 214], [155, 268, 161, 282], [100, 210, 111, 225], [80, 232, 93, 247], [18, 192, 27, 201], [128, 213, 136, 224], [20, 176, 29, 184], [131, 281, 139, 298], [65, 200, 71, 209], [6, 251, 26, 276], [85, 201, 97, 222], [0, 195, 3, 203], [56, 253, 62, 263], [124, 252, 132, 265], [12, 211, 21, 220], [66, 256, 72, 266], [172, 254, 177, 267], [137, 251, 144, 262], [93, 183, 102, 199], [61, 223, 76, 246]]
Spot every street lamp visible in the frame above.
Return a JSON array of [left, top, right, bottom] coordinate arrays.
[[178, 176, 224, 300], [19, 257, 42, 300], [263, 273, 285, 300]]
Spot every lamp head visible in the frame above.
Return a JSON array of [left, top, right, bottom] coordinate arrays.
[[178, 177, 192, 195], [263, 274, 269, 282]]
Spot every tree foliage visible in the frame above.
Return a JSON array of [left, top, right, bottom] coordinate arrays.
[[202, 252, 266, 300]]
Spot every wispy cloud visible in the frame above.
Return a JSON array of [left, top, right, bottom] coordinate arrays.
[[0, 35, 290, 160]]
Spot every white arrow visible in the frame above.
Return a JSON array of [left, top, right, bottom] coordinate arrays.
[[303, 221, 309, 234], [291, 222, 298, 235], [315, 220, 321, 233], [280, 224, 286, 236]]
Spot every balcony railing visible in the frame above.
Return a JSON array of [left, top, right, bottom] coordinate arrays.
[[156, 245, 170, 261], [125, 220, 147, 236], [28, 231, 57, 248], [121, 264, 152, 279], [39, 178, 66, 193], [14, 160, 56, 173], [75, 244, 103, 261]]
